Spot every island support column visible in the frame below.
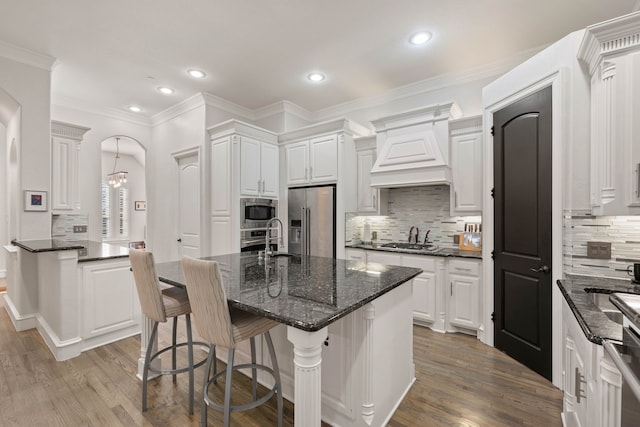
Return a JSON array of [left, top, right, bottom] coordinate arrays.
[[287, 326, 328, 427]]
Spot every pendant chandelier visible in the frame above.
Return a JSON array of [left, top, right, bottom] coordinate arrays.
[[107, 137, 128, 187]]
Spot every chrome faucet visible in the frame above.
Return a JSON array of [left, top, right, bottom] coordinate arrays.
[[423, 229, 431, 244], [414, 227, 419, 244], [264, 218, 284, 261], [408, 226, 415, 243]]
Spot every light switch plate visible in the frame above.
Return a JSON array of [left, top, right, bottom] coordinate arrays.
[[586, 241, 611, 260], [73, 225, 87, 233]]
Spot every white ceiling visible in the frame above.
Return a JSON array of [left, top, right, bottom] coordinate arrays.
[[1, 0, 638, 118]]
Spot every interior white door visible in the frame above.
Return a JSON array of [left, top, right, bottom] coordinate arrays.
[[178, 153, 200, 258]]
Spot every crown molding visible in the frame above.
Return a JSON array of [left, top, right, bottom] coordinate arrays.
[[371, 102, 462, 132], [52, 94, 152, 127], [51, 120, 91, 141], [578, 11, 640, 75], [278, 117, 366, 143], [202, 92, 255, 121], [0, 40, 56, 71], [207, 118, 278, 142], [449, 115, 482, 136], [254, 100, 313, 123], [150, 92, 207, 126], [312, 46, 543, 122]]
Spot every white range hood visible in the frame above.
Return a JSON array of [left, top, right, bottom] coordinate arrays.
[[369, 102, 462, 188]]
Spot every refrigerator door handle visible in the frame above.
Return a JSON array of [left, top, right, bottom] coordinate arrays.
[[301, 207, 307, 256], [306, 207, 311, 255]]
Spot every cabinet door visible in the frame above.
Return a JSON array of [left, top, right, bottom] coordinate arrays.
[[310, 135, 338, 183], [448, 274, 479, 329], [366, 251, 401, 266], [52, 136, 77, 210], [450, 132, 482, 215], [412, 272, 437, 323], [345, 248, 366, 262], [357, 150, 375, 212], [286, 141, 309, 185], [261, 142, 279, 198], [240, 136, 262, 197], [211, 137, 232, 216]]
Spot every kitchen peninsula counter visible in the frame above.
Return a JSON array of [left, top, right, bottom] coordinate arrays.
[[5, 239, 139, 362], [154, 253, 420, 427]]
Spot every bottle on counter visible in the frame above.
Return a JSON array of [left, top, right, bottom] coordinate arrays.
[[363, 219, 371, 245]]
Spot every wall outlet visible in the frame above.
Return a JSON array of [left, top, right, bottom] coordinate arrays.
[[371, 231, 377, 240], [453, 234, 460, 244], [73, 225, 87, 233], [586, 241, 611, 260]]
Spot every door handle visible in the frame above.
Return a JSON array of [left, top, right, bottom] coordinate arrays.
[[177, 238, 182, 243], [530, 265, 550, 274]]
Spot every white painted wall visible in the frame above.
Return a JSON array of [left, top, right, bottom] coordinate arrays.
[[51, 104, 151, 241], [0, 123, 6, 276], [0, 55, 53, 240], [101, 152, 146, 241], [148, 103, 207, 262]]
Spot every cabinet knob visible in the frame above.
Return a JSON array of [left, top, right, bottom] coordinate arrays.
[[177, 238, 182, 243]]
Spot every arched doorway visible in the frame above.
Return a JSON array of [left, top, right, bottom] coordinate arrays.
[[100, 136, 146, 247]]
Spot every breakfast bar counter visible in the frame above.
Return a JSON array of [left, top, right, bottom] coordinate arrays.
[[155, 252, 421, 427]]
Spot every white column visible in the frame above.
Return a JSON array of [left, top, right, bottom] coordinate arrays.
[[362, 303, 375, 425], [287, 326, 327, 427]]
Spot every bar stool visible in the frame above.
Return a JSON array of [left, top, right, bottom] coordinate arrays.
[[181, 256, 283, 427], [129, 249, 208, 415]]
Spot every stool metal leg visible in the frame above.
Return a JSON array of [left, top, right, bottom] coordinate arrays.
[[186, 314, 195, 415], [224, 348, 235, 427], [142, 321, 159, 412], [201, 346, 216, 427], [265, 331, 283, 427], [250, 337, 257, 401], [171, 316, 178, 382]]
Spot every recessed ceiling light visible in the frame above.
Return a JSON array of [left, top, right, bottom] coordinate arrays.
[[158, 86, 174, 95], [188, 69, 206, 79], [409, 31, 432, 45], [307, 72, 326, 82], [128, 105, 143, 113]]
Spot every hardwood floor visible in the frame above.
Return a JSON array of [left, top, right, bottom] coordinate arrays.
[[0, 296, 562, 426]]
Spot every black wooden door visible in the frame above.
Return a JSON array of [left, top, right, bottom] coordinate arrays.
[[493, 86, 553, 380]]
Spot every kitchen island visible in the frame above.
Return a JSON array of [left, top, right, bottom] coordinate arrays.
[[155, 252, 421, 427], [4, 239, 140, 361]]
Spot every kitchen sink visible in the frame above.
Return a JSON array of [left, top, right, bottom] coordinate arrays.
[[586, 290, 623, 325], [380, 242, 439, 252]]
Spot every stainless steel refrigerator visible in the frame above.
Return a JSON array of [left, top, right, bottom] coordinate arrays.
[[288, 185, 336, 257]]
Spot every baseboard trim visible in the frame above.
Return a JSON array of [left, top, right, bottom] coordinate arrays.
[[3, 295, 37, 331], [35, 315, 83, 361]]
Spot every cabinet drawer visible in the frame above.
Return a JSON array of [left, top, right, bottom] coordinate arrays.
[[402, 254, 436, 272], [448, 259, 480, 277]]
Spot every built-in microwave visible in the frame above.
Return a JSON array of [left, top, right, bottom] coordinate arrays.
[[240, 198, 277, 230]]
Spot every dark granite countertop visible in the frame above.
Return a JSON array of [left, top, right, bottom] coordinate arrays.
[[345, 243, 482, 259], [557, 274, 640, 345], [12, 239, 129, 262], [12, 239, 84, 252], [155, 252, 422, 332]]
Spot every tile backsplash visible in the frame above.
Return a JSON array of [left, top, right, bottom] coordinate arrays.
[[564, 213, 640, 279], [52, 214, 88, 240], [346, 185, 481, 249]]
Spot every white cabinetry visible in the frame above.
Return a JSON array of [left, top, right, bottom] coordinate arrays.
[[449, 116, 482, 216], [285, 135, 338, 186], [240, 136, 278, 198], [344, 248, 366, 262], [446, 259, 481, 331], [578, 13, 640, 215], [402, 255, 444, 330], [208, 120, 278, 255], [354, 136, 388, 214], [561, 297, 622, 427], [51, 121, 90, 211]]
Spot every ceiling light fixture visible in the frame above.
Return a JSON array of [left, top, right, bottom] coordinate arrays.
[[307, 72, 326, 82], [188, 69, 206, 79], [128, 105, 142, 113], [158, 86, 175, 95], [409, 31, 432, 45], [107, 137, 128, 188]]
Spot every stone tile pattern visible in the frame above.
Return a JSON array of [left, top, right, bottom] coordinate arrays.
[[346, 185, 481, 249], [564, 213, 640, 279], [52, 214, 89, 240]]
